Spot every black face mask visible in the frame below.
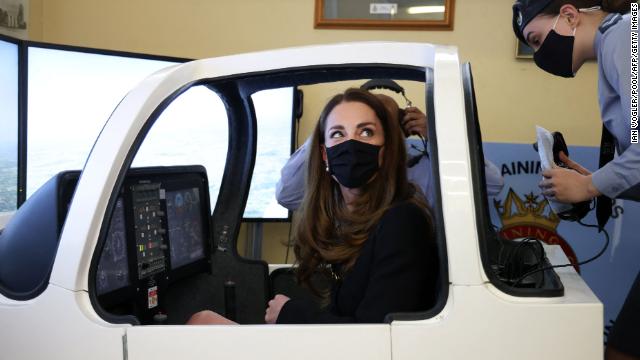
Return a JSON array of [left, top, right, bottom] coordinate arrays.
[[326, 139, 382, 189], [533, 16, 576, 78]]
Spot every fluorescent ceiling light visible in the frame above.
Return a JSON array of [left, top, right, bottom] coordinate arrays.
[[407, 5, 445, 14]]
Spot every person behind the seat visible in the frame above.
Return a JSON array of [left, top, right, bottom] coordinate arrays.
[[264, 88, 438, 324], [275, 85, 504, 211], [511, 1, 636, 358]]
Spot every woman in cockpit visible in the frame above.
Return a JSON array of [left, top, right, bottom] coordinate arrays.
[[264, 88, 438, 323], [188, 88, 438, 325]]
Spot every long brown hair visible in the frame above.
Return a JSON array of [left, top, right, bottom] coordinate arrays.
[[293, 88, 433, 292], [540, 0, 630, 15]]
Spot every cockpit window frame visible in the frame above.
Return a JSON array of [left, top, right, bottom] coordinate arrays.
[[85, 64, 449, 325], [462, 63, 564, 298]]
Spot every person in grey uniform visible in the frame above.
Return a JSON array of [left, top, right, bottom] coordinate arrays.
[[513, 1, 637, 359], [275, 93, 505, 211]]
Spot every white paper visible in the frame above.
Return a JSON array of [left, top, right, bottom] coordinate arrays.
[[535, 126, 573, 214], [370, 3, 398, 15]]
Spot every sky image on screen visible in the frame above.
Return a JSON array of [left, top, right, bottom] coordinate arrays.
[[26, 46, 292, 220], [0, 38, 18, 213], [27, 47, 178, 197]]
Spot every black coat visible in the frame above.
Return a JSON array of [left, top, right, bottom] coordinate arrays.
[[277, 202, 438, 324]]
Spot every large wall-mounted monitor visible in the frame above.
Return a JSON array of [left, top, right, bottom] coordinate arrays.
[[26, 44, 294, 221], [244, 87, 295, 220], [26, 45, 180, 198], [0, 36, 19, 213]]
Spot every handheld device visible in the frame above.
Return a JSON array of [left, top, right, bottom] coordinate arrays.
[[534, 127, 591, 221]]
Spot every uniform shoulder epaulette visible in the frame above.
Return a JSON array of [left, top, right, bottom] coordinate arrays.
[[599, 13, 623, 34]]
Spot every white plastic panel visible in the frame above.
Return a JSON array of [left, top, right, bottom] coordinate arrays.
[[390, 246, 602, 360], [0, 285, 125, 360], [126, 324, 390, 360], [432, 46, 485, 286]]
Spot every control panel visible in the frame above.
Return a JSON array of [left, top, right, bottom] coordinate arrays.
[[132, 183, 167, 279], [91, 166, 212, 324]]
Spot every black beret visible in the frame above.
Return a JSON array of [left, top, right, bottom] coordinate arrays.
[[512, 0, 554, 44]]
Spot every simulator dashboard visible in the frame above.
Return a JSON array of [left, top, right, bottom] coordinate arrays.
[[90, 166, 212, 324]]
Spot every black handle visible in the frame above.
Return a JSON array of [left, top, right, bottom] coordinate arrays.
[[224, 280, 237, 322]]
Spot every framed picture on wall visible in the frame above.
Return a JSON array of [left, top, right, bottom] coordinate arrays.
[[314, 0, 455, 30], [516, 40, 534, 59], [0, 0, 28, 39]]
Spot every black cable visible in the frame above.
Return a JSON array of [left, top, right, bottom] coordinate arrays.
[[512, 220, 610, 287], [501, 237, 536, 279], [401, 92, 413, 108], [295, 117, 301, 149], [409, 134, 429, 162], [284, 221, 293, 264], [410, 144, 425, 154], [419, 133, 428, 147], [536, 239, 546, 285], [523, 239, 546, 287], [520, 238, 543, 281], [419, 134, 429, 159], [285, 112, 301, 264]]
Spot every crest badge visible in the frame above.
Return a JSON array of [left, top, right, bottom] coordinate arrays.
[[517, 10, 523, 27], [494, 189, 579, 271]]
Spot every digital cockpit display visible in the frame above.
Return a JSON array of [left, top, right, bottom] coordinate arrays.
[[132, 183, 167, 279], [166, 188, 205, 269], [96, 198, 130, 295]]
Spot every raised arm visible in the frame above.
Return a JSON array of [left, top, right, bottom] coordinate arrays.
[[275, 137, 310, 210]]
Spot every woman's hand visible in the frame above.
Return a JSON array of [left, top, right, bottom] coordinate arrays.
[[401, 107, 428, 139], [265, 294, 290, 324], [539, 152, 600, 203]]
